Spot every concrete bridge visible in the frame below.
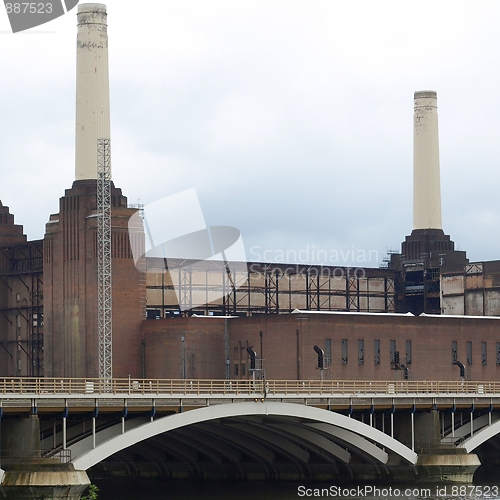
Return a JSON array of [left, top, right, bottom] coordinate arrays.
[[1, 378, 499, 497]]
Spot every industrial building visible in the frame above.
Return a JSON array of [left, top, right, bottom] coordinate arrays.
[[1, 4, 500, 381]]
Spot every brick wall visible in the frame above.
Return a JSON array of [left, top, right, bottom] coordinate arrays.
[[229, 312, 500, 381], [140, 312, 500, 382], [44, 180, 145, 378], [142, 317, 226, 379]]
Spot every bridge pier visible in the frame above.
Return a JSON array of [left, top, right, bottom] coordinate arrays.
[[416, 448, 481, 483], [392, 410, 480, 482], [0, 416, 90, 500]]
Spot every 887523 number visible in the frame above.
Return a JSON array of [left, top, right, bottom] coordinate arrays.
[[450, 485, 499, 497], [5, 3, 53, 14]]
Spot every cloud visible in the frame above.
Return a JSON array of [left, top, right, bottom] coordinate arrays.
[[1, 0, 499, 266]]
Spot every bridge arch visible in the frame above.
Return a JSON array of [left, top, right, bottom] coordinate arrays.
[[70, 402, 417, 471], [460, 419, 500, 453]]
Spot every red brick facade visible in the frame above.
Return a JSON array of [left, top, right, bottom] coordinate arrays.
[[43, 180, 146, 378], [142, 312, 500, 381], [0, 201, 26, 246], [142, 317, 226, 379], [4, 188, 500, 383]]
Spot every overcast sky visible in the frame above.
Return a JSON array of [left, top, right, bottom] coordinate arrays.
[[1, 1, 499, 267]]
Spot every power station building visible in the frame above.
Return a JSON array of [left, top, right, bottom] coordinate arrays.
[[1, 4, 500, 382]]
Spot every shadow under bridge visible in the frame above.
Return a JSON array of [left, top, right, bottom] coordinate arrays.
[[70, 402, 417, 482]]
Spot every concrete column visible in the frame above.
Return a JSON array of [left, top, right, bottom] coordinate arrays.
[[399, 410, 481, 483], [389, 410, 479, 482], [0, 417, 90, 499], [75, 3, 111, 180], [413, 90, 442, 230], [416, 410, 440, 450], [0, 416, 41, 463], [0, 462, 90, 500]]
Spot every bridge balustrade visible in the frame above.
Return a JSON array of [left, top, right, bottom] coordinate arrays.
[[0, 378, 498, 396]]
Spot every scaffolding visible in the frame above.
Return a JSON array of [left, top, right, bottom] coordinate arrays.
[[97, 139, 112, 380], [145, 259, 396, 317], [0, 242, 43, 376]]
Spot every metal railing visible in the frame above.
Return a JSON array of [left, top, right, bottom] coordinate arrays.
[[44, 449, 71, 463], [0, 378, 499, 397], [0, 449, 71, 464], [2, 448, 71, 464]]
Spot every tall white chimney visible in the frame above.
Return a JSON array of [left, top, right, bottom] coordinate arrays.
[[413, 90, 442, 230], [75, 3, 111, 180]]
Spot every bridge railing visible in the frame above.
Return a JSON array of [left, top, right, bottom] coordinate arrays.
[[0, 449, 71, 464], [0, 378, 499, 396], [0, 378, 262, 396], [265, 380, 500, 395]]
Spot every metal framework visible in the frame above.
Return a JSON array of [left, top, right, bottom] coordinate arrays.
[[394, 263, 441, 315], [0, 242, 44, 376], [146, 259, 395, 317], [222, 259, 237, 315], [347, 273, 360, 312], [178, 266, 192, 314], [265, 266, 279, 313], [97, 139, 112, 380]]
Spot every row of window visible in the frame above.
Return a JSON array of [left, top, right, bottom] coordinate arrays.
[[323, 339, 412, 365], [452, 341, 499, 366], [324, 339, 500, 366], [232, 340, 500, 374]]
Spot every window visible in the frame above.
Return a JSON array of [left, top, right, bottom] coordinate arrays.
[[452, 341, 458, 364], [390, 340, 396, 364], [325, 338, 332, 367], [341, 339, 348, 364], [482, 342, 487, 366], [234, 363, 239, 376], [467, 341, 473, 365], [358, 339, 364, 364], [374, 340, 380, 365], [497, 343, 500, 366], [146, 309, 160, 320], [406, 340, 412, 365]]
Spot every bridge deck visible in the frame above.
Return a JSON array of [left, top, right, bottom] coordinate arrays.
[[0, 379, 499, 414], [0, 379, 497, 478]]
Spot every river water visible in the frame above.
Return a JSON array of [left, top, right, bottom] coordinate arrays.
[[93, 479, 500, 500]]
